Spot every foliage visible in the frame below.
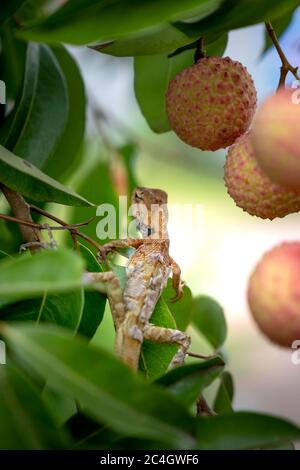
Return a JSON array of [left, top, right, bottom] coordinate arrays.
[[0, 0, 299, 451]]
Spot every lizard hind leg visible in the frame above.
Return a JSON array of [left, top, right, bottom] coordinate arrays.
[[143, 324, 191, 370]]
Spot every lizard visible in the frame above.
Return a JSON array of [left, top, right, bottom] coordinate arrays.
[[84, 187, 191, 371]]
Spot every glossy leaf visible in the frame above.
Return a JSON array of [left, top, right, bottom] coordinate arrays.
[[174, 0, 300, 37], [0, 145, 92, 206], [77, 244, 106, 339], [134, 48, 195, 133], [0, 249, 84, 303], [192, 295, 227, 350], [0, 25, 26, 101], [95, 24, 194, 57], [44, 46, 86, 181], [0, 290, 84, 333], [1, 323, 197, 449], [213, 371, 234, 414], [0, 362, 69, 449], [163, 279, 193, 331], [196, 412, 300, 450], [3, 43, 69, 169], [157, 356, 225, 407], [17, 0, 222, 45], [0, 0, 26, 26]]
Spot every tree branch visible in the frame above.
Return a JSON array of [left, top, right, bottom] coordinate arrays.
[[194, 37, 206, 63], [265, 20, 299, 89], [0, 184, 42, 252], [196, 395, 215, 417], [29, 204, 104, 253]]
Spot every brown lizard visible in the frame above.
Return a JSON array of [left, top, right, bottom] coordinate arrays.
[[84, 187, 191, 371]]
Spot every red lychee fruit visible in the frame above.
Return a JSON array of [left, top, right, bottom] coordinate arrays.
[[224, 133, 300, 219], [166, 56, 257, 151], [248, 242, 300, 347], [251, 87, 300, 189]]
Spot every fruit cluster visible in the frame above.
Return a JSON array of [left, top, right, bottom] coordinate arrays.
[[166, 55, 300, 348]]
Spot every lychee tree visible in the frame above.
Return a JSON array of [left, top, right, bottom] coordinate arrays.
[[0, 0, 300, 452]]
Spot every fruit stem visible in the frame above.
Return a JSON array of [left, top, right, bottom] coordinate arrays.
[[265, 20, 299, 89], [194, 37, 206, 63]]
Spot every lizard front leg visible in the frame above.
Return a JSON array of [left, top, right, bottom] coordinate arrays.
[[144, 324, 191, 369], [83, 271, 125, 329], [169, 256, 184, 302], [98, 238, 144, 261]]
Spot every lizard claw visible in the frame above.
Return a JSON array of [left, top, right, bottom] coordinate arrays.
[[169, 282, 184, 303], [97, 245, 116, 264]]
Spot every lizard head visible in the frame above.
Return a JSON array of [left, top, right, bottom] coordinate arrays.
[[131, 187, 168, 238]]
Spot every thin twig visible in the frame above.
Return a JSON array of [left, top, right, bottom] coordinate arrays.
[[0, 213, 95, 231], [187, 351, 221, 361], [196, 395, 215, 417], [265, 20, 299, 89], [194, 37, 206, 63], [0, 184, 42, 252], [30, 204, 104, 253]]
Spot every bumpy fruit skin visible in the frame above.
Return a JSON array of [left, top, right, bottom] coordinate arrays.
[[166, 56, 257, 151], [251, 87, 300, 189], [224, 133, 300, 219], [248, 242, 300, 347]]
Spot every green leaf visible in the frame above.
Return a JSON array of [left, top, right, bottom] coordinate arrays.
[[0, 25, 26, 101], [0, 361, 69, 449], [1, 323, 197, 449], [0, 290, 84, 333], [134, 48, 195, 133], [173, 0, 300, 37], [169, 32, 228, 58], [0, 144, 93, 206], [0, 249, 84, 303], [77, 244, 106, 339], [117, 144, 139, 197], [44, 46, 86, 181], [0, 0, 26, 26], [196, 412, 300, 450], [192, 295, 227, 350], [262, 11, 295, 54], [163, 279, 193, 331], [17, 0, 222, 45], [213, 371, 234, 414], [95, 24, 194, 57], [157, 356, 225, 407], [3, 43, 68, 170]]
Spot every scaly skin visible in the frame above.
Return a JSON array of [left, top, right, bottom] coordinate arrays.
[[86, 187, 190, 371]]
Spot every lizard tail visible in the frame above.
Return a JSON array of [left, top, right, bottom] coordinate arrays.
[[115, 312, 143, 371]]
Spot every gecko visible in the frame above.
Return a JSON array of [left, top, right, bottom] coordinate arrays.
[[85, 187, 191, 371]]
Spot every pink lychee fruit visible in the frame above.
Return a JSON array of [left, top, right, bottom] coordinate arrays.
[[224, 133, 300, 219], [248, 242, 300, 347], [166, 56, 257, 151], [251, 87, 300, 189]]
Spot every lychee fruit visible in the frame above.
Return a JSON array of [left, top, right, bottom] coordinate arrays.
[[251, 87, 300, 189], [166, 56, 257, 151], [248, 242, 300, 347], [224, 133, 300, 219]]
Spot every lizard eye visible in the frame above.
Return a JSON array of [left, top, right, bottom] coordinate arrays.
[[135, 193, 143, 201]]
